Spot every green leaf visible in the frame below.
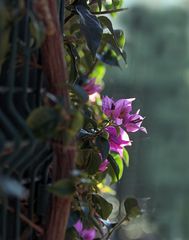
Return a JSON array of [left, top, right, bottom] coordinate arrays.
[[97, 0, 102, 11], [107, 154, 120, 180], [77, 149, 102, 175], [98, 16, 114, 35], [104, 0, 123, 11], [64, 110, 84, 144], [70, 22, 80, 34], [123, 148, 129, 167], [102, 33, 126, 63], [89, 215, 104, 236], [112, 0, 121, 7], [84, 117, 98, 130], [89, 63, 106, 85], [114, 29, 126, 49], [108, 153, 124, 183], [97, 50, 120, 67], [96, 136, 110, 160], [86, 150, 102, 174], [75, 4, 103, 55], [48, 179, 75, 197], [101, 130, 109, 140], [91, 194, 113, 219], [114, 154, 124, 179], [72, 84, 89, 103], [70, 110, 84, 133], [99, 16, 126, 54], [124, 198, 141, 219], [67, 43, 79, 83], [104, 2, 113, 11], [27, 106, 60, 139], [65, 228, 79, 240]]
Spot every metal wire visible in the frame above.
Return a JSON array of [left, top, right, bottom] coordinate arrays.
[[0, 0, 66, 238]]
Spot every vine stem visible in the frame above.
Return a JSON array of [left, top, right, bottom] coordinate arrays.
[[64, 7, 128, 25], [102, 216, 129, 240], [80, 121, 111, 141], [33, 1, 76, 240], [91, 8, 128, 15], [95, 121, 112, 136]]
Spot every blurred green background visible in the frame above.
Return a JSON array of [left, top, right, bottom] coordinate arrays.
[[104, 1, 189, 239]]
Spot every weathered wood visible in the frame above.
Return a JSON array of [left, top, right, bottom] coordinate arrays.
[[33, 1, 75, 239]]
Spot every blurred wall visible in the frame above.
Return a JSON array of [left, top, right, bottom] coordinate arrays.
[[104, 6, 189, 240]]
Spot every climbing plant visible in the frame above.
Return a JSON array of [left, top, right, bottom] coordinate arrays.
[[0, 0, 146, 239]]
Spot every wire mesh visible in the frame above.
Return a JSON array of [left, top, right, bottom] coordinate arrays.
[[0, 0, 65, 239]]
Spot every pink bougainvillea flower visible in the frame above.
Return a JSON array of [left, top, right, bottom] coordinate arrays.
[[83, 78, 102, 96], [102, 96, 147, 133], [114, 98, 136, 125], [102, 96, 135, 125], [106, 126, 132, 157], [99, 159, 109, 172], [102, 96, 115, 117], [74, 220, 96, 240], [124, 110, 147, 134]]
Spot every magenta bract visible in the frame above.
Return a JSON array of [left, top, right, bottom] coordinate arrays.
[[83, 78, 102, 95], [74, 220, 96, 240], [106, 126, 131, 157], [102, 96, 146, 133], [99, 159, 109, 172], [125, 110, 147, 133]]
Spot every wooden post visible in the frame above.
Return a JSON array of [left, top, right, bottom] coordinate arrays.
[[34, 1, 75, 239]]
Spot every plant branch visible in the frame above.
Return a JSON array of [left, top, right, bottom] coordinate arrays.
[[64, 13, 74, 24], [103, 216, 129, 240], [91, 8, 128, 15], [64, 7, 128, 25]]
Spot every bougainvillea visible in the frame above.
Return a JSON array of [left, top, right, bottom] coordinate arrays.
[[24, 0, 147, 239], [34, 87, 146, 239], [61, 91, 145, 239], [74, 220, 96, 240]]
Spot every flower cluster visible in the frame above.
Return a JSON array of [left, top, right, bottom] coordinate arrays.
[[102, 96, 147, 134], [95, 96, 146, 175], [68, 79, 146, 239], [25, 3, 145, 239], [106, 126, 131, 157]]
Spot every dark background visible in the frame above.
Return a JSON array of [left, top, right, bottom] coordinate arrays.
[[104, 5, 189, 240]]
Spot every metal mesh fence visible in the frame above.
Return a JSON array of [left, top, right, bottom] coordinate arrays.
[[0, 1, 54, 239]]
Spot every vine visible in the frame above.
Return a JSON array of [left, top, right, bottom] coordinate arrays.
[[0, 0, 148, 239]]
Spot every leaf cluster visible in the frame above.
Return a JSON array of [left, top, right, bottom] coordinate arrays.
[[64, 0, 127, 83], [1, 0, 145, 239]]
